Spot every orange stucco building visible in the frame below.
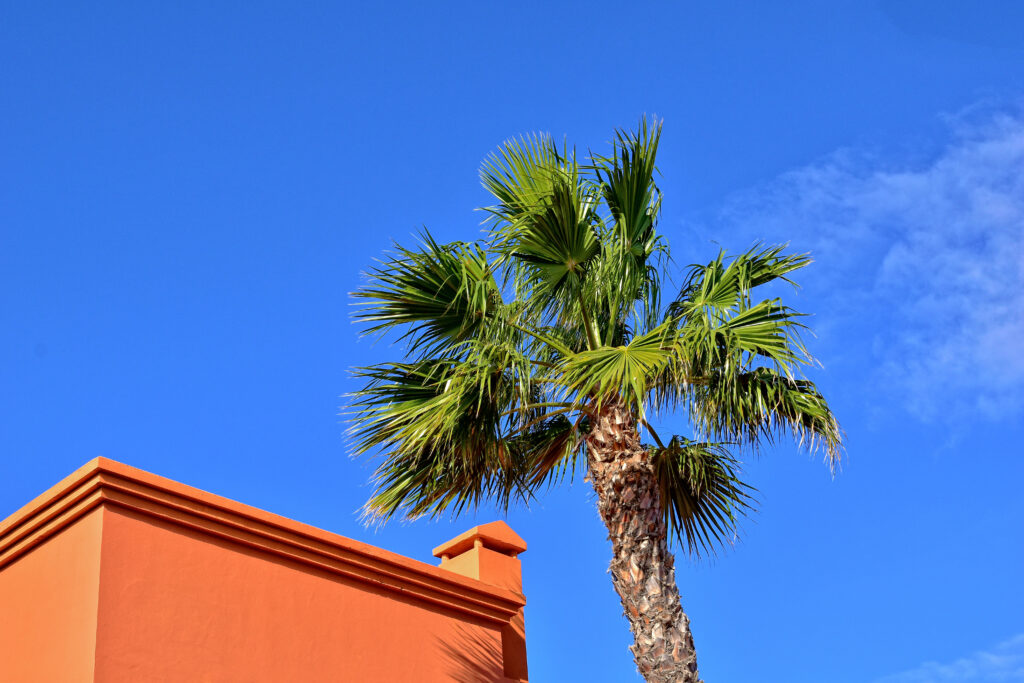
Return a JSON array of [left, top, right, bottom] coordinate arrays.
[[0, 458, 529, 682]]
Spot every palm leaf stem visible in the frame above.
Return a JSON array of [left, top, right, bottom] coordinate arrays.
[[506, 407, 577, 437], [499, 401, 579, 417], [639, 417, 667, 449], [577, 292, 601, 350], [605, 295, 620, 346], [506, 319, 574, 357]]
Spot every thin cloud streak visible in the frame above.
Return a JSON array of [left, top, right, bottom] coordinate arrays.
[[706, 104, 1024, 421], [873, 633, 1024, 682]]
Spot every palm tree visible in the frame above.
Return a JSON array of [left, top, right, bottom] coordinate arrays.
[[349, 120, 842, 682]]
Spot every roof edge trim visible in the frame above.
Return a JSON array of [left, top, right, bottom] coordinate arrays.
[[0, 459, 524, 624]]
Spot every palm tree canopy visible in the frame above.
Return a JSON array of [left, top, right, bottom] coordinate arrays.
[[350, 120, 842, 556]]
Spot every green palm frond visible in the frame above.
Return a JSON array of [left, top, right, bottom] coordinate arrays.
[[350, 355, 522, 521], [670, 245, 810, 316], [691, 367, 842, 470], [590, 118, 667, 345], [350, 334, 584, 520], [504, 172, 601, 298], [480, 133, 565, 227], [652, 299, 810, 418], [507, 413, 585, 488], [484, 138, 603, 339], [677, 297, 806, 376], [650, 437, 755, 556], [742, 244, 812, 288], [593, 118, 663, 247], [715, 299, 809, 371], [353, 232, 500, 356], [558, 321, 682, 417], [662, 247, 815, 394]]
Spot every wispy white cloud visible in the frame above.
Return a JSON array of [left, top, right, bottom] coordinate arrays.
[[705, 104, 1024, 420], [873, 633, 1024, 682]]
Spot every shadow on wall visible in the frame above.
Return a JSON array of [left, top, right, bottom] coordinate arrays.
[[437, 625, 507, 683]]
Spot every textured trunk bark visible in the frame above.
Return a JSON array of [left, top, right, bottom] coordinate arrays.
[[586, 401, 702, 683]]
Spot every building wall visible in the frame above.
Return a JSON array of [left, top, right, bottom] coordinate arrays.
[[0, 507, 104, 683], [0, 459, 527, 682], [94, 507, 508, 682]]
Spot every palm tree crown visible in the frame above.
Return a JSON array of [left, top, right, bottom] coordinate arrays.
[[350, 119, 841, 556]]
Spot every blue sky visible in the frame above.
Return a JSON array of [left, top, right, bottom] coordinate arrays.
[[2, 2, 1023, 681]]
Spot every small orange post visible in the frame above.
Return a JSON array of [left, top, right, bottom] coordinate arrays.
[[434, 522, 529, 682]]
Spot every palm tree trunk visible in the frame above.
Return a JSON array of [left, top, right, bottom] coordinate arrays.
[[586, 401, 702, 683]]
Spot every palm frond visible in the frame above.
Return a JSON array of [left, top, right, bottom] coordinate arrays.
[[480, 135, 606, 349], [480, 133, 564, 227], [650, 437, 756, 556], [714, 299, 810, 372], [507, 413, 586, 489], [349, 356, 518, 521], [590, 117, 667, 345], [592, 117, 663, 248], [742, 243, 811, 288], [504, 171, 601, 297], [691, 367, 843, 470], [558, 321, 682, 417], [651, 298, 810, 415], [669, 244, 811, 319], [349, 331, 584, 520], [352, 232, 500, 357], [667, 246, 816, 383]]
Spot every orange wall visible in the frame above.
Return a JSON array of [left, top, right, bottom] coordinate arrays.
[[0, 459, 528, 682], [94, 507, 510, 682], [0, 508, 103, 682]]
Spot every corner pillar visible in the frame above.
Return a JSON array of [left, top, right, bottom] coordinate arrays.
[[434, 521, 528, 681]]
